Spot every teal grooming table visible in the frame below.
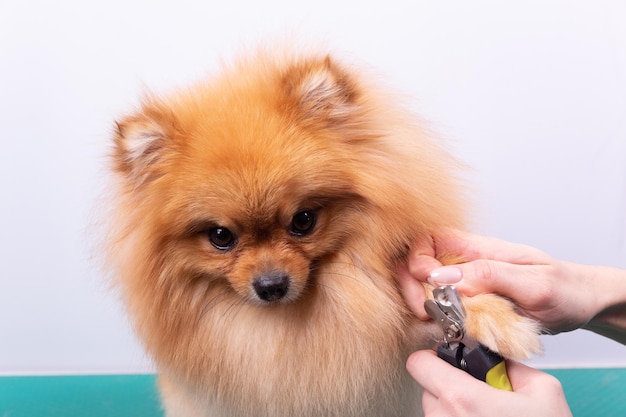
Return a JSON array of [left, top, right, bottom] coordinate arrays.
[[0, 374, 161, 417], [1, 369, 625, 416]]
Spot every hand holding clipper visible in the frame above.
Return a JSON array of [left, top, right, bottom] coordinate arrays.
[[424, 286, 513, 391]]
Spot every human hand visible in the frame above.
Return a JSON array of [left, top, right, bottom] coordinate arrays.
[[406, 350, 572, 417], [397, 229, 608, 334]]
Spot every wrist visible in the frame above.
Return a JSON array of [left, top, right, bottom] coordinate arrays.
[[578, 265, 626, 342]]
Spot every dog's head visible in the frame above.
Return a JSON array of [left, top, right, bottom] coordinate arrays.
[[111, 54, 391, 306]]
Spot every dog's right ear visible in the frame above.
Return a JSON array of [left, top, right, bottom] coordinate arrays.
[[112, 103, 178, 186]]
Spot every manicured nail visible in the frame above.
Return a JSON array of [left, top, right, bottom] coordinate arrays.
[[429, 266, 463, 286]]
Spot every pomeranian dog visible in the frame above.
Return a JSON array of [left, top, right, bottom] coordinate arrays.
[[107, 47, 541, 417]]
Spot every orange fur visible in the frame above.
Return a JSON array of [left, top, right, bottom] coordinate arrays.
[[107, 47, 540, 417]]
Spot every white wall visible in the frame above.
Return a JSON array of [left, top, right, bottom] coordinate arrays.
[[1, 0, 625, 374]]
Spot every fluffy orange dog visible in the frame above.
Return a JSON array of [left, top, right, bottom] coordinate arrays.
[[107, 48, 541, 417]]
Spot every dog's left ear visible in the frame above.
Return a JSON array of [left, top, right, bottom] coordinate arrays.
[[281, 55, 361, 128]]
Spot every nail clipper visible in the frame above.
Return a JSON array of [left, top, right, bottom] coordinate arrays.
[[424, 285, 513, 391]]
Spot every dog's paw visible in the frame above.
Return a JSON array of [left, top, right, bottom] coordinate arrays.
[[462, 293, 542, 360]]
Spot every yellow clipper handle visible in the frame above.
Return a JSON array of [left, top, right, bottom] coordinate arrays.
[[485, 360, 513, 391], [436, 343, 513, 391]]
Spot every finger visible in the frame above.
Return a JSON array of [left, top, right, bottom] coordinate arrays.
[[406, 350, 476, 397], [504, 360, 547, 390], [453, 260, 551, 307], [407, 235, 442, 282], [397, 262, 430, 320], [408, 254, 443, 283], [433, 230, 553, 265], [505, 361, 569, 407]]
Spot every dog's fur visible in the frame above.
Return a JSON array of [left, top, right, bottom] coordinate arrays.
[[107, 48, 541, 417]]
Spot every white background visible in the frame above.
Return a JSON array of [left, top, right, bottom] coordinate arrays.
[[1, 0, 625, 375]]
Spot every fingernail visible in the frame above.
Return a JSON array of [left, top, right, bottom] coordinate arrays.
[[428, 266, 463, 285]]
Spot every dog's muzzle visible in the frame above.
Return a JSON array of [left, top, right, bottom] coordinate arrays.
[[252, 273, 290, 302]]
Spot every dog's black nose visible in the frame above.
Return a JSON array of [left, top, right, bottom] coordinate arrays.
[[253, 273, 290, 302]]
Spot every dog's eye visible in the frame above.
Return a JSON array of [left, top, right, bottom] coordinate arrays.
[[290, 210, 316, 236], [208, 227, 236, 250]]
